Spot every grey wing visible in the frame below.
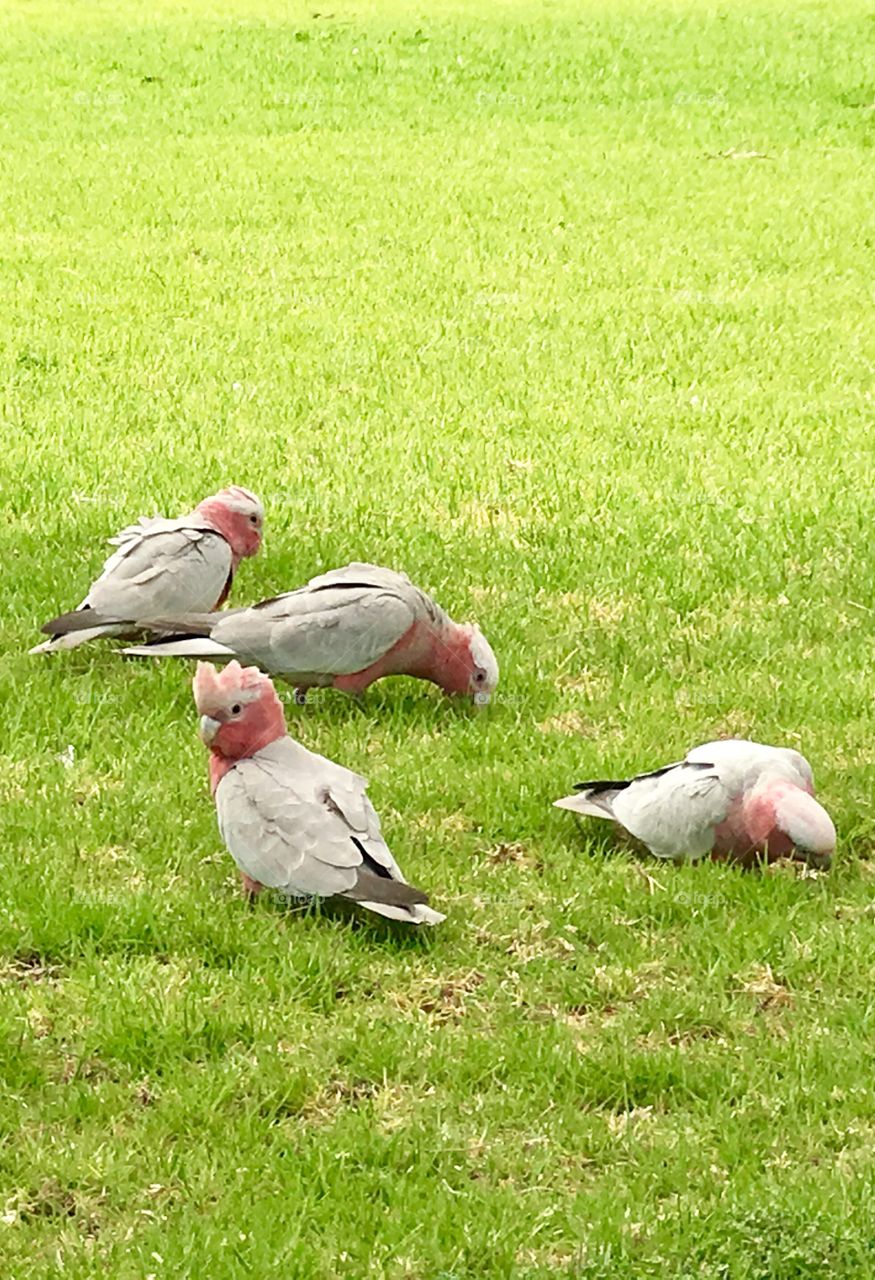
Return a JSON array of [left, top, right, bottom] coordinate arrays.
[[304, 562, 415, 592], [215, 756, 364, 898], [686, 738, 814, 791], [317, 762, 406, 881], [612, 765, 731, 861], [216, 742, 438, 920], [214, 583, 417, 676], [262, 737, 406, 882], [85, 523, 232, 619]]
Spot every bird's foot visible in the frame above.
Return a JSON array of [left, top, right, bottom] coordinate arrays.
[[240, 873, 264, 899], [332, 672, 371, 697]]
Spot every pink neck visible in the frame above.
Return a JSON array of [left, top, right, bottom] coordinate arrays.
[[713, 782, 798, 861], [195, 499, 244, 568], [386, 616, 475, 691], [406, 621, 475, 695], [330, 619, 474, 697], [207, 698, 286, 793], [209, 752, 234, 793]]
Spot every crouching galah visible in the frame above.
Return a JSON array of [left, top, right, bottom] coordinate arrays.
[[193, 660, 445, 924], [554, 739, 836, 869], [125, 562, 499, 703], [31, 486, 264, 654]]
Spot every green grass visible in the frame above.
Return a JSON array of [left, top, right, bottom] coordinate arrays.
[[1, 0, 874, 1273]]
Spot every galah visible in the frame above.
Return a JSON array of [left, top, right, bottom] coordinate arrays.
[[31, 486, 264, 654], [554, 738, 835, 868], [124, 562, 499, 703], [193, 660, 445, 924]]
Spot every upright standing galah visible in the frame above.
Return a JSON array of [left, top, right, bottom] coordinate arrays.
[[193, 660, 445, 924], [554, 739, 835, 868], [124, 562, 499, 703], [31, 486, 264, 653]]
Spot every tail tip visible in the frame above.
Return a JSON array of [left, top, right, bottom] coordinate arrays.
[[414, 905, 446, 926], [553, 795, 579, 811]]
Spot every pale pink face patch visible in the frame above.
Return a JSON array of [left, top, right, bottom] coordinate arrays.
[[197, 488, 264, 561]]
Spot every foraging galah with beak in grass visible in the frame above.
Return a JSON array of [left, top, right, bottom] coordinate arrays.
[[124, 562, 499, 703], [193, 660, 445, 924], [31, 487, 264, 654], [554, 739, 836, 869]]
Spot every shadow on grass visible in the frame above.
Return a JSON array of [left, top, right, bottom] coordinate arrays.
[[252, 893, 442, 952], [558, 813, 647, 864]]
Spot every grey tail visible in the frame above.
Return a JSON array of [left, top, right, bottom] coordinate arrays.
[[342, 865, 444, 924], [553, 789, 620, 818], [356, 900, 446, 925], [41, 607, 227, 640], [133, 612, 221, 637], [344, 867, 430, 909], [40, 606, 121, 637], [552, 775, 635, 817]]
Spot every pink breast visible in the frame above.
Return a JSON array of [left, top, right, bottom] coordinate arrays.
[[712, 791, 793, 864]]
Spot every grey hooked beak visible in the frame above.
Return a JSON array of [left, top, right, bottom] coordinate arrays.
[[199, 714, 221, 744]]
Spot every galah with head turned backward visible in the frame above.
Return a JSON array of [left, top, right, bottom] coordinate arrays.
[[554, 738, 836, 869], [124, 562, 499, 704], [193, 660, 445, 925], [31, 486, 264, 654]]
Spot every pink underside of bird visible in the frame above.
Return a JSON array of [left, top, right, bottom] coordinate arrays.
[[330, 618, 479, 696], [716, 788, 788, 860], [712, 777, 825, 864]]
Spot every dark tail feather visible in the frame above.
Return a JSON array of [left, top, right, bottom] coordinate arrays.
[[573, 759, 706, 793], [132, 612, 221, 637], [41, 608, 220, 639], [344, 868, 430, 909], [572, 777, 635, 795], [123, 631, 221, 651], [41, 606, 121, 637]]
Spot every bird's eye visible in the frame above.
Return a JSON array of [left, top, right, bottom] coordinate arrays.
[[249, 514, 259, 524], [231, 703, 242, 715], [475, 670, 486, 683]]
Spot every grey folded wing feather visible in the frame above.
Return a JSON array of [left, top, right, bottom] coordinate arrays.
[[85, 520, 232, 619], [303, 562, 416, 592], [214, 738, 417, 901], [610, 763, 731, 860], [685, 738, 814, 792], [211, 580, 419, 676]]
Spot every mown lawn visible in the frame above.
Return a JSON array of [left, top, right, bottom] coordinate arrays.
[[1, 0, 874, 1274]]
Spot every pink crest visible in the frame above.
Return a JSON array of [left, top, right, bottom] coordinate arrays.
[[193, 660, 221, 710], [193, 659, 273, 711]]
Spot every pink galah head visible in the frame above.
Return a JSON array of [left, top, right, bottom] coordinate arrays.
[[192, 660, 285, 760], [427, 623, 499, 702], [773, 784, 836, 868], [195, 486, 264, 561], [739, 777, 836, 868]]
